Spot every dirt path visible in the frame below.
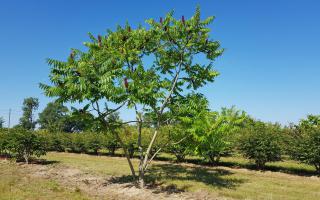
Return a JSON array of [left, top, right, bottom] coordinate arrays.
[[17, 162, 221, 200]]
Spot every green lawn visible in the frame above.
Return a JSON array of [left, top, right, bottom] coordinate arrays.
[[42, 152, 320, 200]]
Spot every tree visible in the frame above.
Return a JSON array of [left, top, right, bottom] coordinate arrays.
[[38, 101, 69, 132], [19, 97, 39, 130], [0, 117, 4, 128], [190, 106, 247, 165], [40, 7, 223, 187], [238, 121, 282, 169], [289, 115, 320, 174]]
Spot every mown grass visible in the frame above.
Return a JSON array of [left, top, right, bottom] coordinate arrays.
[[0, 161, 89, 200], [44, 152, 320, 200]]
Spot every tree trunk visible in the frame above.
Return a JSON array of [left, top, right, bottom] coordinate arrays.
[[142, 128, 159, 170], [137, 120, 145, 188], [23, 149, 29, 164], [114, 132, 136, 178]]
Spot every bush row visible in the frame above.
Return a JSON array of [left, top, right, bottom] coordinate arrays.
[[0, 121, 319, 174]]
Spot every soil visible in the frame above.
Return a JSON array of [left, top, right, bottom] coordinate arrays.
[[17, 162, 223, 200]]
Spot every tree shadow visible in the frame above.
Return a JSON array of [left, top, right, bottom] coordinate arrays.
[[28, 158, 60, 165], [106, 162, 246, 194], [159, 154, 319, 177], [218, 159, 318, 177]]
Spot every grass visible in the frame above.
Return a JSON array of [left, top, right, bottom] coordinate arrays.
[[0, 160, 89, 200], [43, 152, 320, 200]]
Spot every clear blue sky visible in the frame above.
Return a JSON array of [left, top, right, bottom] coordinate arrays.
[[0, 0, 319, 126]]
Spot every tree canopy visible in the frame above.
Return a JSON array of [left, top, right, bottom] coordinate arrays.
[[40, 7, 223, 187]]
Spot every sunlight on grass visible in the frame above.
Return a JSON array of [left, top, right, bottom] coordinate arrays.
[[43, 152, 320, 200]]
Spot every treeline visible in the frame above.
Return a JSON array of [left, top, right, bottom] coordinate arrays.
[[1, 113, 319, 173]]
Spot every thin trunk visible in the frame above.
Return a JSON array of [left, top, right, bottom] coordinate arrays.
[[142, 127, 159, 170], [137, 121, 145, 188], [23, 149, 29, 164], [114, 132, 136, 178]]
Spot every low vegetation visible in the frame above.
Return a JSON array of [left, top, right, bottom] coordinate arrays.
[[3, 152, 319, 200]]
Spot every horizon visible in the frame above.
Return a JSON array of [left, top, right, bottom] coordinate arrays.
[[1, 0, 320, 126]]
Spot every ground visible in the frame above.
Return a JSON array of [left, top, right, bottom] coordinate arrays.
[[1, 152, 320, 200]]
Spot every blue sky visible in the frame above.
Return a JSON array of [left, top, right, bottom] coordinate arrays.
[[0, 0, 319, 126]]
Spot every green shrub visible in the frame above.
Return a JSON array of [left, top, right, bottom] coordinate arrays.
[[85, 133, 103, 154], [70, 133, 87, 153], [238, 122, 282, 169], [0, 131, 10, 156], [7, 129, 47, 163], [103, 133, 118, 156], [289, 115, 320, 174]]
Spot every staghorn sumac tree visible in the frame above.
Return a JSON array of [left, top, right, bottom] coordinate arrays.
[[40, 7, 223, 187]]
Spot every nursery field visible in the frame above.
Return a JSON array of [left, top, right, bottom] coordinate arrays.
[[1, 152, 319, 200]]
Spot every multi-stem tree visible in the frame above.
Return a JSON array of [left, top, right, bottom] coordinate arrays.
[[41, 7, 223, 187]]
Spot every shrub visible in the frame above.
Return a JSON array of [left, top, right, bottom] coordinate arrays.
[[0, 130, 10, 156], [70, 133, 87, 153], [103, 133, 118, 156], [85, 133, 103, 154], [7, 129, 47, 163], [289, 115, 320, 174], [42, 132, 66, 152], [238, 122, 282, 169]]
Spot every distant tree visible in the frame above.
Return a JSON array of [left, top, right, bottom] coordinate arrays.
[[38, 101, 69, 132], [19, 97, 39, 130], [0, 117, 4, 128]]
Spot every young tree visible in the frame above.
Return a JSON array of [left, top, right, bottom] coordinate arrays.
[[38, 101, 69, 132], [40, 7, 223, 187], [19, 97, 39, 130], [190, 106, 247, 165]]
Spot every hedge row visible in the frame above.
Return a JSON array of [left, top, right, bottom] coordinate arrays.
[[0, 124, 319, 174]]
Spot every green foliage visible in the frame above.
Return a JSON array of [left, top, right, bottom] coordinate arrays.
[[19, 97, 39, 130], [70, 133, 87, 153], [165, 93, 210, 161], [289, 115, 320, 173], [102, 132, 119, 155], [167, 126, 192, 162], [85, 133, 104, 154], [0, 130, 9, 155], [192, 106, 247, 165], [5, 129, 47, 163], [40, 7, 224, 183], [238, 122, 282, 169], [38, 101, 69, 132]]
